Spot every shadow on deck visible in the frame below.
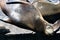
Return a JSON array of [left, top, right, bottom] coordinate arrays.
[[0, 33, 60, 40]]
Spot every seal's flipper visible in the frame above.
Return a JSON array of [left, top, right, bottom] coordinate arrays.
[[52, 19, 60, 34]]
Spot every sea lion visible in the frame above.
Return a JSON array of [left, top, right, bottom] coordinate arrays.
[[0, 0, 56, 35]]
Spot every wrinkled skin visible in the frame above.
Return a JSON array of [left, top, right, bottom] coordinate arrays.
[[0, 0, 60, 35]]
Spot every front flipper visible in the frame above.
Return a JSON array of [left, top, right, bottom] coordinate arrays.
[[53, 19, 60, 34]]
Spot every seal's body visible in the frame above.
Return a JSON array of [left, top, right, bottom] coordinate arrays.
[[0, 0, 57, 35], [1, 1, 47, 32]]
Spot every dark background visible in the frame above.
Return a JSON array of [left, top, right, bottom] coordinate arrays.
[[0, 33, 60, 40]]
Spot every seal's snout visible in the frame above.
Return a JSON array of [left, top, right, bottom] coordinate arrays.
[[45, 24, 54, 35]]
